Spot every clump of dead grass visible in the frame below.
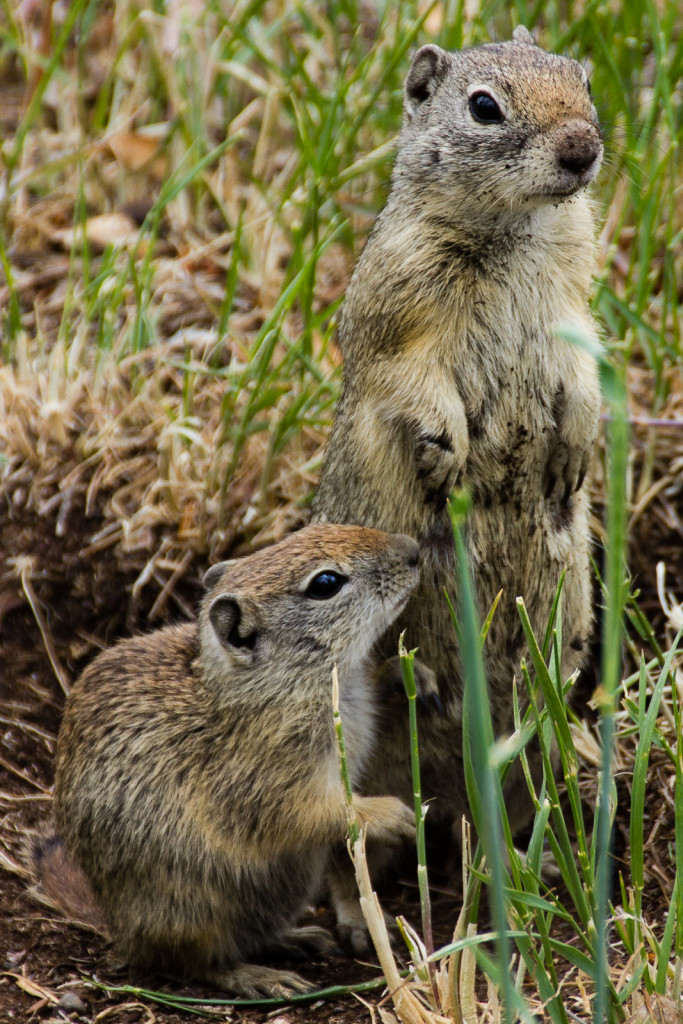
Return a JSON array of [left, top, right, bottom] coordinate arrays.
[[0, 325, 328, 584]]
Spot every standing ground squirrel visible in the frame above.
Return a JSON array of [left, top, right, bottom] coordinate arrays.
[[312, 28, 603, 942], [31, 524, 420, 997]]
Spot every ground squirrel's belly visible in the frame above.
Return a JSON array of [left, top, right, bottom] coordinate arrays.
[[369, 373, 594, 805], [387, 486, 590, 692], [415, 394, 591, 676], [371, 489, 591, 811]]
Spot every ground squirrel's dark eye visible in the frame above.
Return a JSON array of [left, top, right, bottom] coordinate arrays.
[[305, 571, 348, 600], [469, 92, 504, 124]]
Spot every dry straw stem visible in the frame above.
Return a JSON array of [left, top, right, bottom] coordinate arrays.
[[10, 555, 70, 696], [332, 665, 448, 1024], [93, 1002, 156, 1024], [445, 819, 479, 1024], [350, 831, 448, 1024]]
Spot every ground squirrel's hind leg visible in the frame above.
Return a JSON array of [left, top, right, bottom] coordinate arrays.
[[262, 925, 336, 960], [330, 870, 371, 955], [203, 962, 313, 998], [328, 845, 396, 955]]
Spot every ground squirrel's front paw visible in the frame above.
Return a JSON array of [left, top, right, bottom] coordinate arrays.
[[414, 427, 461, 505], [544, 438, 590, 506], [375, 656, 443, 714], [353, 795, 415, 843]]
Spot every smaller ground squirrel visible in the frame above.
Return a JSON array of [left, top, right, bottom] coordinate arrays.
[[313, 29, 603, 947], [31, 524, 420, 997]]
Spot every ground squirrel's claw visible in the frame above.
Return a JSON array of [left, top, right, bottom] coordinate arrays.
[[212, 964, 313, 998], [544, 470, 557, 498], [270, 973, 316, 998], [375, 657, 441, 712], [413, 660, 438, 692], [418, 690, 444, 714], [413, 661, 443, 713], [544, 440, 590, 507], [576, 453, 589, 493], [414, 428, 460, 505]]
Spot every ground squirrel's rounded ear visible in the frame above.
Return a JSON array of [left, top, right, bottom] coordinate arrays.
[[405, 45, 451, 117], [203, 561, 237, 590], [209, 594, 258, 654], [512, 25, 536, 46]]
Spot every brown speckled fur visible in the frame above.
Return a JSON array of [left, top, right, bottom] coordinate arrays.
[[33, 525, 420, 997]]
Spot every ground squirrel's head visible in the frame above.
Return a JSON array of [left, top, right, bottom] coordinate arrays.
[[199, 524, 419, 690], [396, 27, 602, 216]]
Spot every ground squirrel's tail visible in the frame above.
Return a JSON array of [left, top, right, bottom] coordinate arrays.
[[28, 831, 108, 935]]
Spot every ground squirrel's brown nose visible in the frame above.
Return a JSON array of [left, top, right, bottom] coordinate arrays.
[[556, 122, 602, 174]]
